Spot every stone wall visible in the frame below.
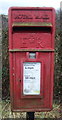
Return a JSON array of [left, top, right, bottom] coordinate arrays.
[[0, 15, 2, 101], [2, 15, 9, 99]]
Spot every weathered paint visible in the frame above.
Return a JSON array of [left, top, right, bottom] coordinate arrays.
[[12, 22, 52, 27], [8, 7, 55, 112], [9, 49, 54, 52]]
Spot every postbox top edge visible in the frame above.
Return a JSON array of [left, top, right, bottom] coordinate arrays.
[[8, 6, 55, 12]]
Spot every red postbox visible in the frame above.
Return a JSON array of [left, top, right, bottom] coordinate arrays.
[[8, 7, 55, 112]]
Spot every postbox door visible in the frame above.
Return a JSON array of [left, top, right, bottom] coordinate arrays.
[[10, 51, 54, 111]]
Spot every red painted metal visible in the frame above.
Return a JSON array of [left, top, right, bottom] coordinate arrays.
[[8, 7, 55, 112]]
